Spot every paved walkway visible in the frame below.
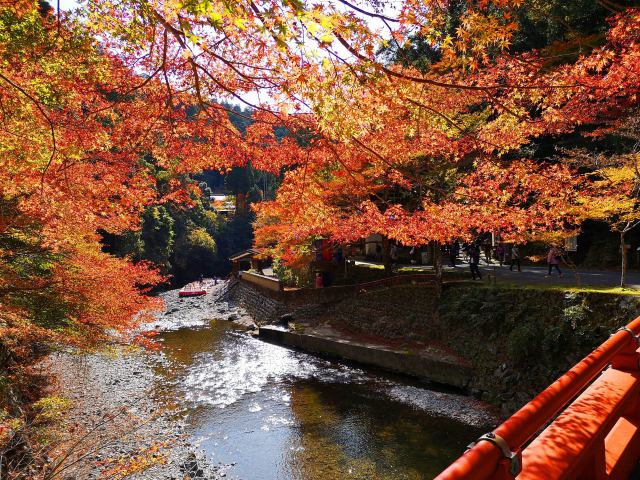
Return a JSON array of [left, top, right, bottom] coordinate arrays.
[[353, 259, 640, 289]]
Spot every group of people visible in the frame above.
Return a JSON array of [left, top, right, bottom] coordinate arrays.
[[198, 275, 220, 285], [372, 240, 566, 281], [446, 240, 565, 281], [445, 240, 522, 281]]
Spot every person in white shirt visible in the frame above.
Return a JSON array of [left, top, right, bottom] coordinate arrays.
[[509, 245, 521, 272]]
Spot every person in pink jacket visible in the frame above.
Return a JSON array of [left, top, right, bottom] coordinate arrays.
[[546, 246, 563, 277]]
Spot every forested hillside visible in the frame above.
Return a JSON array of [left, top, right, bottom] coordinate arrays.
[[100, 104, 281, 285]]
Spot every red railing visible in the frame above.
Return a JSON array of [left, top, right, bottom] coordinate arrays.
[[355, 273, 436, 292], [436, 316, 640, 480]]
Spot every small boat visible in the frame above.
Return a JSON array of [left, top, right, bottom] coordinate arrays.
[[178, 278, 217, 297]]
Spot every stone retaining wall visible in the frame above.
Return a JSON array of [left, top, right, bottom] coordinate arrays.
[[322, 284, 640, 413], [239, 271, 282, 291], [433, 287, 640, 413], [228, 281, 285, 324], [231, 276, 442, 327], [230, 279, 640, 415], [323, 284, 441, 340], [229, 280, 347, 325], [259, 326, 472, 389]]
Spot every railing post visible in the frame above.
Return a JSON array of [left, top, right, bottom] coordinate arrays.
[[494, 449, 522, 480], [611, 328, 640, 371], [610, 328, 640, 462]]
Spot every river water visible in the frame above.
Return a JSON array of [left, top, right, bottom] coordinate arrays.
[[150, 318, 491, 480]]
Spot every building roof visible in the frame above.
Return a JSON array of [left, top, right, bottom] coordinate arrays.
[[229, 248, 260, 261]]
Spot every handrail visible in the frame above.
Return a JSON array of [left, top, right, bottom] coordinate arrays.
[[436, 315, 640, 479], [356, 273, 436, 291], [313, 273, 436, 293]]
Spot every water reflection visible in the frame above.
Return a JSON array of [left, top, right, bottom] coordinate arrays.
[[153, 320, 485, 479], [286, 383, 478, 479]]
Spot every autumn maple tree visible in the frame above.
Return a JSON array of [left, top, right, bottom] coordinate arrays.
[[249, 1, 640, 280], [0, 1, 249, 355], [1, 0, 639, 476], [564, 115, 640, 287], [1, 0, 638, 339]]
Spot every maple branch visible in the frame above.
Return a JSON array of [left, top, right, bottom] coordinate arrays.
[[324, 141, 369, 189], [335, 0, 399, 22], [404, 97, 467, 134], [185, 60, 249, 143], [129, 111, 165, 153], [152, 6, 287, 122], [193, 62, 276, 115], [297, 149, 312, 208], [84, 61, 167, 120], [161, 30, 176, 118], [333, 32, 493, 92], [151, 9, 186, 49], [333, 32, 585, 92], [248, 1, 293, 56], [202, 101, 265, 125], [380, 17, 411, 67], [41, 408, 131, 478], [598, 0, 622, 13], [486, 90, 535, 123], [0, 72, 57, 185], [394, 94, 505, 155], [34, 0, 64, 61], [44, 405, 158, 480], [197, 43, 275, 83], [349, 135, 467, 201], [628, 219, 640, 232]]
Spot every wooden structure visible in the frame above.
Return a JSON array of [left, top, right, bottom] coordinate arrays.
[[229, 249, 260, 277], [436, 316, 640, 480]]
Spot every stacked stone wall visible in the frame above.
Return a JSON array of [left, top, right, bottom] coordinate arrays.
[[228, 281, 340, 325], [323, 284, 441, 340], [230, 279, 640, 414]]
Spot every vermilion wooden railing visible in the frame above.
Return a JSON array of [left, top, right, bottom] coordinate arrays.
[[436, 316, 640, 479]]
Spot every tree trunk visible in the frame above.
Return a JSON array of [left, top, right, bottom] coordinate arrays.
[[621, 231, 627, 288], [382, 236, 392, 277], [433, 242, 443, 292], [343, 244, 350, 280]]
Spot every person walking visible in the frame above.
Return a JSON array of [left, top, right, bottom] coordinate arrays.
[[546, 245, 563, 277], [375, 243, 383, 262], [510, 245, 521, 272], [482, 238, 492, 264], [449, 240, 459, 267], [390, 243, 399, 263], [469, 244, 482, 280], [461, 242, 470, 263]]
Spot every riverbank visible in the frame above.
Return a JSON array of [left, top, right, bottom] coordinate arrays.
[[42, 282, 498, 479], [259, 324, 473, 390], [43, 349, 226, 479], [41, 283, 250, 479]]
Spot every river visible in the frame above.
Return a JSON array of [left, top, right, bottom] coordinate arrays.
[[149, 315, 491, 480]]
